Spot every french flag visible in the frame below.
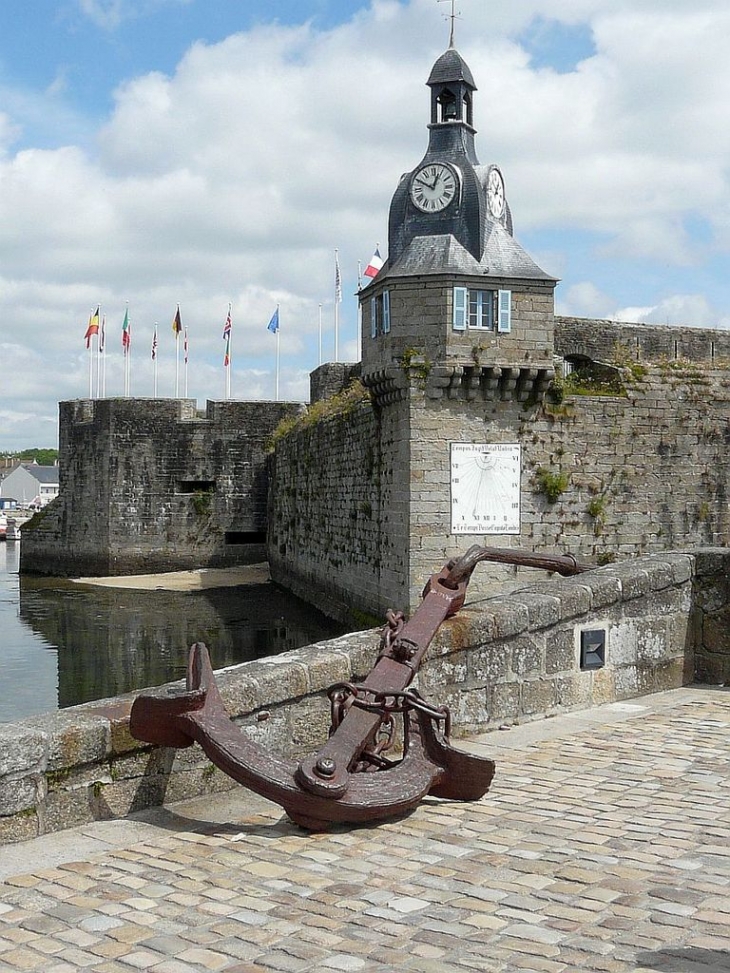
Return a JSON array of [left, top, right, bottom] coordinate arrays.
[[363, 246, 384, 279]]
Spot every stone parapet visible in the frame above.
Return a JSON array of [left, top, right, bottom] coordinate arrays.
[[1, 550, 728, 845]]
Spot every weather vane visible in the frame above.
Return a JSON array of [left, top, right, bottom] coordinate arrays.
[[438, 0, 461, 47]]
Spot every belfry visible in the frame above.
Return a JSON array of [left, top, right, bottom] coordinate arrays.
[[360, 38, 557, 388]]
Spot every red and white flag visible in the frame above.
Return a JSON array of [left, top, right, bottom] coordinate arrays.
[[363, 246, 384, 279]]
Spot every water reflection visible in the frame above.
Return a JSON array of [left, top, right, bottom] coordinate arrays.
[[0, 543, 347, 722]]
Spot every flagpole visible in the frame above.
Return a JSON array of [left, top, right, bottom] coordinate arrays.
[[95, 306, 101, 399], [88, 307, 94, 398], [318, 303, 323, 366], [226, 304, 232, 400], [334, 249, 340, 363], [124, 304, 131, 397], [153, 324, 158, 397], [275, 304, 280, 402], [184, 328, 189, 398], [101, 315, 107, 397]]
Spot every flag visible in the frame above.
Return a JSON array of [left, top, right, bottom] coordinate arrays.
[[84, 306, 100, 348], [222, 307, 232, 340], [99, 315, 106, 353], [184, 328, 189, 365], [151, 325, 158, 361], [267, 308, 279, 333], [335, 251, 342, 303], [363, 246, 384, 279], [172, 306, 182, 335], [223, 334, 230, 367], [122, 307, 131, 353]]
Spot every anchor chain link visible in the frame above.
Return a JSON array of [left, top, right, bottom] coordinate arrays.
[[327, 680, 453, 762]]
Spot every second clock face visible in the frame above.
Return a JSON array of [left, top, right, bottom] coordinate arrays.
[[410, 163, 458, 213], [487, 166, 506, 219]]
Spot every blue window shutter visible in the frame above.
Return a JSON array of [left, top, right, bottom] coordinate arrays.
[[383, 291, 391, 333], [371, 298, 377, 338], [453, 287, 467, 331], [497, 289, 512, 333]]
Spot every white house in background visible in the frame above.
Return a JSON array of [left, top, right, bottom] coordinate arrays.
[[0, 465, 59, 508]]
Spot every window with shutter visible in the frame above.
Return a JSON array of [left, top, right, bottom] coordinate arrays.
[[453, 287, 468, 331], [497, 289, 512, 333]]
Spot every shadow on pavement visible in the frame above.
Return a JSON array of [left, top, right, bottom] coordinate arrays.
[[635, 947, 730, 972]]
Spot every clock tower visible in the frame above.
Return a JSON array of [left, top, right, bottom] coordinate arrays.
[[357, 40, 560, 609], [360, 42, 557, 388]]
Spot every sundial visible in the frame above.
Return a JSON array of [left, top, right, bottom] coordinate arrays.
[[450, 443, 522, 535]]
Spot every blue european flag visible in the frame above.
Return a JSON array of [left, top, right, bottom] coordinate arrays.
[[267, 308, 279, 333]]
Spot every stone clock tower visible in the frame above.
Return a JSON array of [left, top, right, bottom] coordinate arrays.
[[358, 41, 559, 608], [360, 42, 557, 386]]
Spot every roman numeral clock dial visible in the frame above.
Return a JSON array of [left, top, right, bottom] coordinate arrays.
[[410, 162, 458, 213]]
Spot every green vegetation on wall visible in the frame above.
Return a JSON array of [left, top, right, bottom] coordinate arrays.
[[535, 468, 570, 503], [269, 381, 371, 448]]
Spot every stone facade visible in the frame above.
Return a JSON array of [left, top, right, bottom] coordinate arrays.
[[360, 276, 555, 377], [270, 340, 730, 620], [1, 549, 727, 845], [21, 397, 301, 577]]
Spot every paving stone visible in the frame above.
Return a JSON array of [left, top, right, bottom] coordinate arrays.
[[0, 689, 728, 971]]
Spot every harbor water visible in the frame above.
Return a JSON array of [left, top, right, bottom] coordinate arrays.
[[0, 542, 348, 723]]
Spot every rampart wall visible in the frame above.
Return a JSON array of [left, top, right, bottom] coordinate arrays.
[[270, 359, 730, 620], [555, 316, 730, 363], [21, 398, 301, 577], [1, 550, 728, 845]]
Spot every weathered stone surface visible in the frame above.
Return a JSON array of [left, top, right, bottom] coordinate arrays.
[[0, 726, 46, 777], [23, 712, 107, 772], [0, 776, 42, 816], [0, 548, 728, 846], [22, 398, 301, 577]]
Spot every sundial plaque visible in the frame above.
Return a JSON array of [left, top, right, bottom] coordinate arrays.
[[450, 443, 521, 535]]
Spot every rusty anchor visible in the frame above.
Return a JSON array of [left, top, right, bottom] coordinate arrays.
[[130, 546, 591, 830]]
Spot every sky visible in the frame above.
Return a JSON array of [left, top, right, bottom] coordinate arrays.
[[0, 0, 729, 450]]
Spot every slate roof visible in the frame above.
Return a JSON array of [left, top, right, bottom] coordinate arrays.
[[427, 47, 477, 89], [21, 465, 59, 484], [379, 224, 557, 284]]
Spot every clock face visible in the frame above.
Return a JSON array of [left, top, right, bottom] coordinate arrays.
[[450, 443, 521, 535], [410, 163, 458, 213], [487, 166, 506, 220]]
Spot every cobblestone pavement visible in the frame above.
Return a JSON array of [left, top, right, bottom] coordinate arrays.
[[0, 687, 728, 972]]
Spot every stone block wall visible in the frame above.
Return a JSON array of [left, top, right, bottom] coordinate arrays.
[[555, 316, 730, 364], [360, 276, 554, 377], [270, 359, 730, 618], [1, 550, 728, 846], [21, 397, 301, 577], [267, 397, 410, 623]]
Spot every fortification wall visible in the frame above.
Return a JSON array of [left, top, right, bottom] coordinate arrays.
[[267, 393, 408, 624], [21, 398, 301, 577], [1, 550, 727, 845], [555, 316, 730, 364], [270, 361, 730, 620]]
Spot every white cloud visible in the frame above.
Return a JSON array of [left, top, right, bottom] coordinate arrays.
[[78, 0, 192, 30], [558, 281, 614, 319], [615, 295, 726, 329], [0, 0, 728, 448]]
